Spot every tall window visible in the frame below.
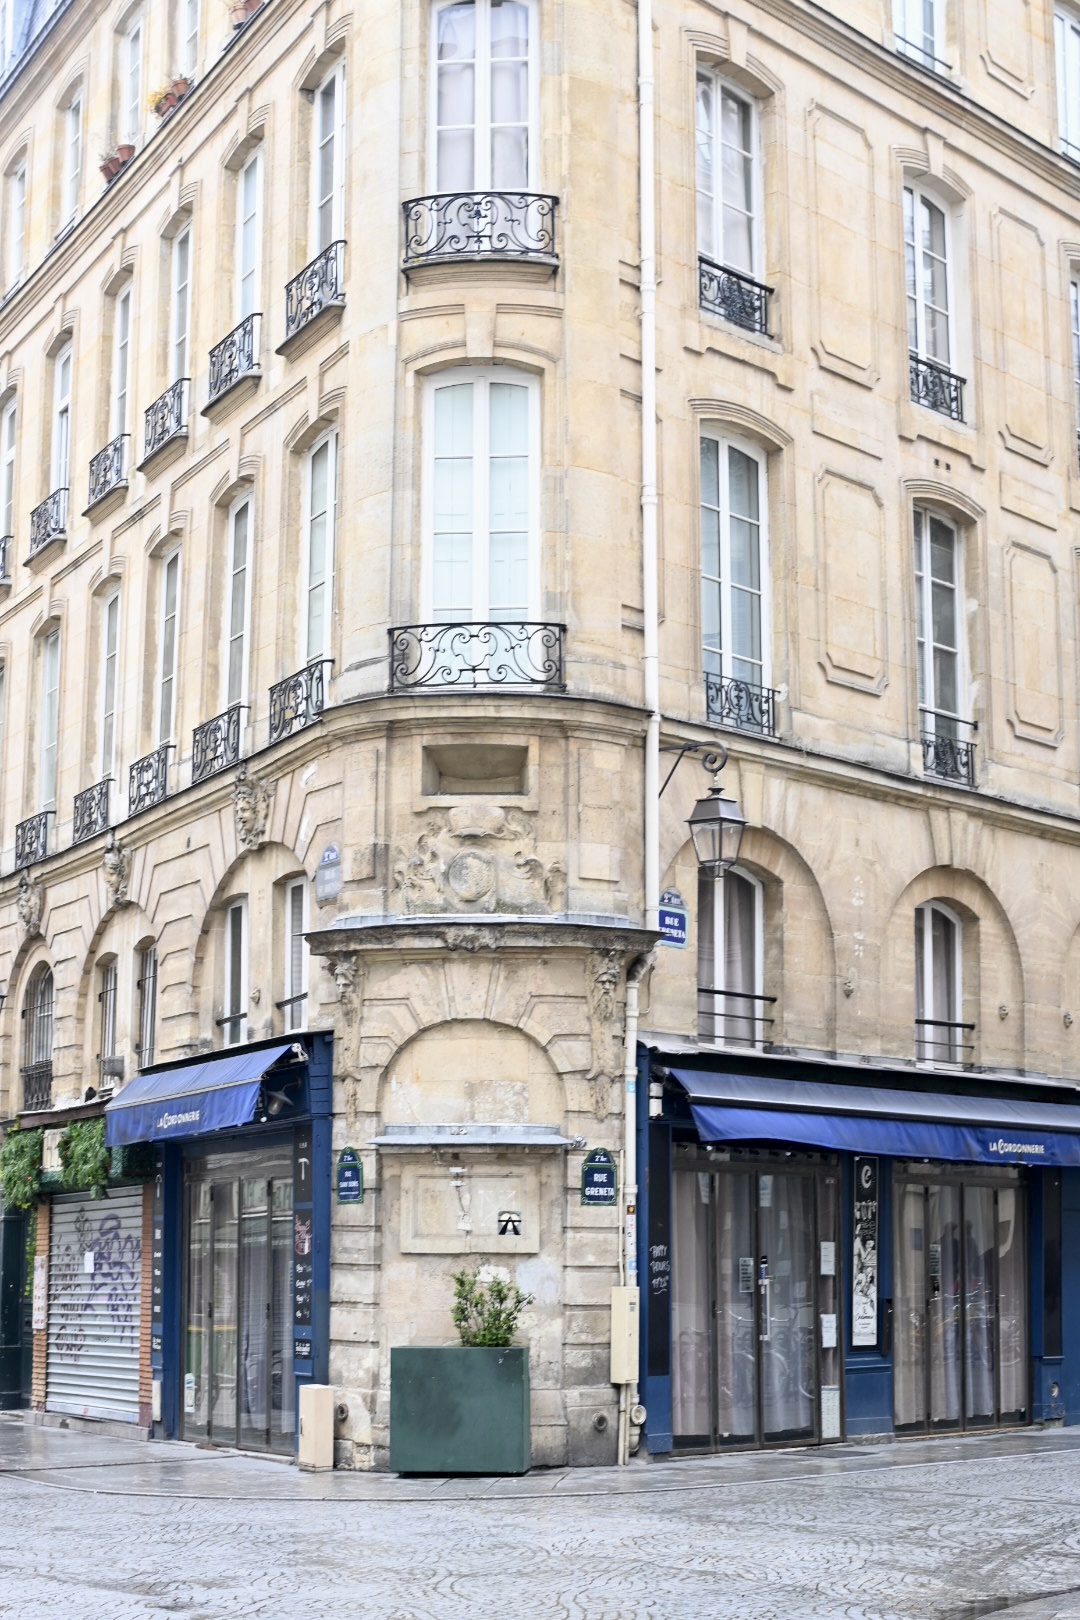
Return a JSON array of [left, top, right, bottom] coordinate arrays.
[[237, 152, 261, 318], [283, 878, 308, 1032], [915, 901, 962, 1063], [157, 550, 180, 743], [697, 869, 762, 1047], [695, 70, 756, 275], [98, 959, 118, 1078], [112, 284, 132, 436], [225, 498, 251, 707], [1, 396, 15, 538], [1058, 8, 1080, 160], [1072, 280, 1080, 469], [137, 944, 157, 1066], [914, 507, 963, 748], [52, 345, 72, 490], [313, 64, 345, 251], [61, 94, 82, 227], [5, 161, 25, 289], [40, 627, 60, 810], [23, 967, 54, 1071], [180, 0, 199, 76], [304, 433, 336, 661], [432, 0, 534, 191], [100, 592, 120, 778], [894, 0, 947, 71], [171, 228, 191, 381], [426, 368, 537, 622], [121, 16, 142, 147], [223, 899, 247, 1048], [699, 432, 768, 702], [904, 183, 953, 369]]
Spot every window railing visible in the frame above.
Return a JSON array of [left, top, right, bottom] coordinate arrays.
[[208, 313, 261, 404], [72, 778, 111, 844], [388, 621, 566, 691], [20, 1060, 53, 1112], [284, 240, 345, 342], [705, 673, 778, 736], [87, 434, 129, 507], [402, 192, 558, 269], [698, 256, 772, 336], [920, 711, 977, 788], [909, 352, 965, 421], [129, 743, 172, 814], [14, 810, 51, 867], [915, 1016, 975, 1065], [143, 378, 190, 461], [697, 986, 777, 1049], [894, 34, 952, 73], [192, 703, 244, 783], [29, 487, 68, 555], [269, 659, 331, 744], [0, 533, 10, 584]]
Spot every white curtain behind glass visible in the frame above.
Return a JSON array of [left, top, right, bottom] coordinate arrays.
[[436, 0, 530, 191], [695, 73, 754, 274]]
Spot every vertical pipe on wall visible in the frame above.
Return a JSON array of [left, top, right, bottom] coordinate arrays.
[[619, 952, 652, 1464], [639, 0, 660, 932]]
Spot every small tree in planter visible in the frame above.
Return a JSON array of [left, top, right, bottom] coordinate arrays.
[[451, 1264, 533, 1347]]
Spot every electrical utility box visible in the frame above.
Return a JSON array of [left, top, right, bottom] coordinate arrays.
[[610, 1286, 640, 1384], [298, 1383, 335, 1471]]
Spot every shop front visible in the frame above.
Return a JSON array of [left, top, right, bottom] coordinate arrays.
[[639, 1053, 1080, 1455]]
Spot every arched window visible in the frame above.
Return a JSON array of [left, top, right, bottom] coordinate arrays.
[[697, 867, 763, 1047], [914, 901, 964, 1063], [21, 966, 54, 1108]]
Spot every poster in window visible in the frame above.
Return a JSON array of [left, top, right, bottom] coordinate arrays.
[[851, 1155, 878, 1348]]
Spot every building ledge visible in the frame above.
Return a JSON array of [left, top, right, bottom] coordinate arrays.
[[370, 1123, 580, 1149]]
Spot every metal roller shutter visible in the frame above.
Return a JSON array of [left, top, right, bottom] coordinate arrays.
[[47, 1188, 143, 1423]]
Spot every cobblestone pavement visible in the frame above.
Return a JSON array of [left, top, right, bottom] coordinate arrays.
[[4, 1416, 1080, 1618]]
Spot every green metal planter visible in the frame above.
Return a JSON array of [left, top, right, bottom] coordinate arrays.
[[389, 1345, 531, 1474]]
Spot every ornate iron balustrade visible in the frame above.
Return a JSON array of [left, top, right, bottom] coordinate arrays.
[[915, 1016, 975, 1065], [208, 313, 261, 403], [72, 778, 111, 844], [143, 378, 190, 461], [14, 810, 51, 867], [698, 256, 772, 335], [0, 533, 10, 584], [705, 673, 778, 736], [29, 487, 68, 555], [87, 435, 129, 507], [269, 659, 331, 744], [284, 241, 345, 342], [129, 743, 171, 814], [909, 352, 965, 421], [920, 710, 977, 787], [403, 193, 558, 268], [192, 703, 244, 783], [697, 987, 777, 1050], [20, 1061, 53, 1111], [389, 622, 566, 691]]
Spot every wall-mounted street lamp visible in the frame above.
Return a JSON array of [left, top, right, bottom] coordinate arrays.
[[659, 740, 747, 872]]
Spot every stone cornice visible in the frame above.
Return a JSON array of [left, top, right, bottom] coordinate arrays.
[[308, 915, 659, 962]]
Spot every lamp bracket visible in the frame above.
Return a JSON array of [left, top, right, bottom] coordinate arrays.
[[658, 742, 726, 798]]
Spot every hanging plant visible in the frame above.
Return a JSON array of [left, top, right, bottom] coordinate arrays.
[[0, 1127, 44, 1211], [58, 1118, 111, 1199]]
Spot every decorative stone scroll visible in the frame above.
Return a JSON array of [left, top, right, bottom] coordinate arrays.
[[394, 805, 565, 917]]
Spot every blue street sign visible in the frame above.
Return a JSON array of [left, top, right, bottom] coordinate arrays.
[[581, 1148, 618, 1206], [659, 906, 688, 948], [336, 1146, 364, 1203]]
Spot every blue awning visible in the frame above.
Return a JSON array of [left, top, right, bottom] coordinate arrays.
[[105, 1043, 296, 1147], [670, 1068, 1080, 1167]]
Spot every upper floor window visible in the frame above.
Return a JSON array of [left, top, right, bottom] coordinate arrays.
[[112, 283, 132, 436], [97, 958, 118, 1079], [224, 498, 251, 708], [283, 878, 308, 1033], [171, 228, 191, 381], [697, 868, 763, 1048], [237, 151, 261, 319], [137, 943, 157, 1066], [1057, 7, 1080, 161], [905, 182, 964, 418], [915, 901, 964, 1064], [61, 93, 82, 227], [304, 432, 337, 661], [180, 0, 199, 77], [425, 367, 538, 623], [223, 898, 247, 1047], [40, 627, 60, 810], [915, 508, 973, 787], [121, 15, 143, 147], [5, 161, 25, 290], [1, 395, 15, 537], [313, 64, 345, 251], [1071, 278, 1080, 470], [100, 591, 120, 779], [157, 550, 181, 743], [695, 70, 756, 278], [23, 966, 54, 1071], [432, 0, 534, 192], [699, 432, 771, 728], [52, 344, 72, 490], [894, 0, 948, 72]]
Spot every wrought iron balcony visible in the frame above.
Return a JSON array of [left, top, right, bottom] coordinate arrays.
[[920, 711, 977, 787], [389, 621, 566, 691], [29, 487, 68, 555], [192, 703, 244, 783], [697, 987, 777, 1050], [283, 241, 345, 343], [403, 193, 558, 269], [916, 1016, 975, 1065], [129, 743, 171, 815], [72, 778, 111, 844], [87, 435, 129, 508], [0, 533, 10, 584], [15, 810, 51, 867], [698, 256, 772, 336], [909, 352, 965, 421], [143, 378, 190, 462], [269, 659, 331, 745], [208, 313, 261, 404], [20, 1061, 53, 1112], [705, 673, 778, 736]]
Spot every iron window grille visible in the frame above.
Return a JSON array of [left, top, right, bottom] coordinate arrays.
[[14, 810, 51, 867], [920, 711, 977, 788], [72, 778, 111, 844], [20, 1060, 52, 1111], [143, 378, 190, 461], [909, 352, 965, 421], [696, 987, 777, 1049], [705, 673, 778, 736], [87, 435, 129, 507], [388, 622, 566, 691], [283, 241, 345, 342], [698, 256, 772, 336], [29, 487, 68, 555], [192, 703, 245, 783], [129, 743, 172, 814], [0, 534, 11, 584], [207, 313, 261, 404], [268, 659, 331, 745], [402, 193, 558, 269]]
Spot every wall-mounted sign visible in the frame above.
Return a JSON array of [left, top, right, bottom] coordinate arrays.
[[32, 1255, 47, 1332], [851, 1155, 879, 1348], [336, 1147, 364, 1204], [581, 1148, 617, 1206], [498, 1210, 522, 1236], [315, 843, 342, 903], [658, 888, 688, 949]]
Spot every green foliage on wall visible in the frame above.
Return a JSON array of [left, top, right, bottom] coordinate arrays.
[[58, 1118, 111, 1199], [0, 1127, 44, 1211]]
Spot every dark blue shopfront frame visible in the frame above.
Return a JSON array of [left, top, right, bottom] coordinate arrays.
[[105, 1044, 295, 1145]]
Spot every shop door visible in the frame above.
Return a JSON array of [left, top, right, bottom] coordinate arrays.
[[183, 1153, 295, 1452], [894, 1173, 1028, 1433], [671, 1160, 841, 1450], [46, 1189, 143, 1423]]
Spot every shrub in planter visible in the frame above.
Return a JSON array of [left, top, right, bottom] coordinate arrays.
[[0, 1126, 43, 1211], [451, 1264, 533, 1346]]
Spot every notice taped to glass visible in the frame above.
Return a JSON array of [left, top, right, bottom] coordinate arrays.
[[851, 1155, 879, 1348]]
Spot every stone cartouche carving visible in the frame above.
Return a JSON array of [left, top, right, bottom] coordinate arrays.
[[233, 762, 274, 852], [439, 925, 501, 953], [16, 871, 44, 938], [102, 829, 131, 908], [586, 949, 622, 1119], [394, 804, 565, 916]]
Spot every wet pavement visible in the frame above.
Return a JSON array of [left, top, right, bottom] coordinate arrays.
[[3, 1414, 1080, 1616]]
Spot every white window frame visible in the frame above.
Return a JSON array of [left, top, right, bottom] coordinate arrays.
[[121, 15, 143, 148], [904, 180, 955, 370], [237, 149, 262, 320], [422, 366, 541, 623], [40, 626, 60, 811], [1072, 278, 1080, 469], [303, 430, 337, 663], [224, 495, 252, 709], [170, 226, 192, 382], [98, 958, 118, 1064], [915, 900, 963, 1065], [61, 93, 82, 227], [24, 967, 54, 1068], [1, 395, 15, 537], [112, 283, 132, 438], [312, 62, 346, 253], [137, 943, 157, 1065], [283, 877, 309, 1033], [429, 0, 539, 192], [181, 0, 199, 78], [894, 0, 948, 72], [696, 866, 764, 1049], [694, 66, 760, 277], [52, 344, 72, 491], [157, 549, 181, 744], [100, 590, 120, 780], [698, 428, 771, 694], [6, 161, 25, 290], [914, 505, 965, 740], [223, 898, 248, 1048]]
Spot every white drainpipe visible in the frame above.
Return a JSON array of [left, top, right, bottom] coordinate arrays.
[[639, 0, 660, 934], [618, 951, 653, 1465]]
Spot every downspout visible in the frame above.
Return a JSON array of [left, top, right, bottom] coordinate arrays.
[[618, 950, 653, 1466], [639, 0, 660, 934]]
